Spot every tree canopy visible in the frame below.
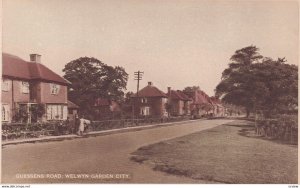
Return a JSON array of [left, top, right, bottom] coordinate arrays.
[[216, 45, 298, 117], [63, 57, 128, 117], [183, 86, 201, 93]]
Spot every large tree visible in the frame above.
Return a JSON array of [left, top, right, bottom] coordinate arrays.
[[250, 58, 298, 116], [216, 46, 298, 117], [63, 57, 128, 118], [216, 45, 263, 116]]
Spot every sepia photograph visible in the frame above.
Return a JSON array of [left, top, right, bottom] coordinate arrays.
[[1, 0, 298, 185]]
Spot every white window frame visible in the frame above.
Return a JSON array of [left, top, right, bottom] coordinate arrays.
[[2, 104, 10, 122], [20, 81, 29, 94], [140, 106, 150, 116], [46, 104, 67, 120], [50, 83, 60, 95], [141, 98, 148, 103], [162, 98, 167, 103], [2, 79, 10, 92]]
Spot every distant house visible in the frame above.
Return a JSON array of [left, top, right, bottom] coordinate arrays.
[[210, 96, 225, 117], [131, 82, 168, 118], [184, 89, 213, 118], [94, 98, 121, 120], [167, 87, 192, 116], [2, 53, 70, 123]]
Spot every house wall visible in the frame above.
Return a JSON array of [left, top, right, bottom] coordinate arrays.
[[2, 78, 68, 122], [2, 78, 13, 122], [12, 80, 31, 103], [2, 79, 31, 122], [133, 97, 167, 117], [2, 79, 31, 105], [156, 97, 167, 117], [30, 81, 41, 103], [185, 101, 191, 115], [40, 82, 67, 104], [1, 79, 67, 105], [2, 78, 13, 105], [178, 100, 184, 115], [169, 99, 187, 116]]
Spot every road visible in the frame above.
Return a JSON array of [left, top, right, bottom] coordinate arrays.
[[2, 119, 232, 183]]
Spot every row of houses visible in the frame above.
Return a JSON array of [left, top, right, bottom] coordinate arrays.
[[130, 81, 226, 119], [2, 52, 226, 123]]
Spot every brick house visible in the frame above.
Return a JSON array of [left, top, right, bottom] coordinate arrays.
[[209, 96, 225, 117], [166, 87, 192, 116], [131, 82, 168, 118], [2, 53, 70, 123], [184, 89, 213, 118], [94, 98, 121, 120]]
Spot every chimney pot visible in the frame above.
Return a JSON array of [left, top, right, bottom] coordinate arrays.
[[167, 87, 171, 94], [30, 54, 41, 63]]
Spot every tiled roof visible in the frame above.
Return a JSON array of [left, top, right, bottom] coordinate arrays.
[[133, 85, 167, 98], [2, 53, 70, 85], [193, 90, 211, 105], [168, 90, 191, 101]]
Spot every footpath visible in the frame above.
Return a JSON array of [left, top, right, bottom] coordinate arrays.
[[2, 119, 203, 146]]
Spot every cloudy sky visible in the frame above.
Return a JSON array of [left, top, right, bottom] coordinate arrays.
[[2, 0, 298, 96]]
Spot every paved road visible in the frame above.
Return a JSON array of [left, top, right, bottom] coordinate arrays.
[[2, 119, 232, 183]]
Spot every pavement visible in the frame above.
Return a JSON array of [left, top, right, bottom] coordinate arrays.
[[1, 118, 233, 184], [2, 119, 202, 146]]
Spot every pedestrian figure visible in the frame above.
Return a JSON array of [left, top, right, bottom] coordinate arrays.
[[77, 115, 91, 136]]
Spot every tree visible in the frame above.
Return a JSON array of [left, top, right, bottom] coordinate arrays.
[[250, 59, 298, 116], [183, 86, 200, 93], [216, 45, 263, 117], [216, 46, 298, 117], [63, 57, 128, 118]]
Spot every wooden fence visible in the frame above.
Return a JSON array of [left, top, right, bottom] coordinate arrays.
[[255, 115, 298, 144]]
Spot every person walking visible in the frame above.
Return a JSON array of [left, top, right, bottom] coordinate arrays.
[[77, 115, 91, 136]]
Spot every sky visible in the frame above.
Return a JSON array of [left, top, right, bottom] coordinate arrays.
[[2, 0, 299, 96]]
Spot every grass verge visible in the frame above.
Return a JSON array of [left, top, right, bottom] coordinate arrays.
[[131, 120, 298, 183]]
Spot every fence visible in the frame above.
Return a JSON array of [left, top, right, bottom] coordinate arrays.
[[255, 115, 298, 144], [2, 116, 190, 141]]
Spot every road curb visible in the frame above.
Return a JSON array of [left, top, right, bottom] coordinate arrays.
[[2, 119, 205, 146]]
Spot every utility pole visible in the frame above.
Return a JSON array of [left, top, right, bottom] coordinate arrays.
[[134, 71, 144, 97], [132, 71, 144, 123]]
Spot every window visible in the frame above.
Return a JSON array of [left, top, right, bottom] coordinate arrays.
[[2, 79, 10, 92], [20, 81, 29, 94], [2, 104, 10, 122], [140, 106, 150, 116], [50, 83, 60, 95], [46, 104, 67, 120], [162, 98, 167, 103], [141, 98, 147, 103]]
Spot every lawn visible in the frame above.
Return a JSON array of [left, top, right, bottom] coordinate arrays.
[[131, 120, 298, 183]]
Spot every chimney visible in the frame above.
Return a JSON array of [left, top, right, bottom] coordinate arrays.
[[167, 87, 171, 94], [30, 54, 41, 63], [148, 82, 153, 86]]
